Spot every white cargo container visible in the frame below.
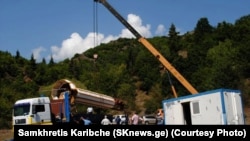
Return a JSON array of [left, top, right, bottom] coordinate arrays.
[[162, 88, 245, 125]]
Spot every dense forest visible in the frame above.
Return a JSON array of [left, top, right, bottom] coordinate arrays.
[[1, 15, 250, 129]]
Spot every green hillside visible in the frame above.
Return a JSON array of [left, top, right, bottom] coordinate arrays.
[[1, 15, 250, 129]]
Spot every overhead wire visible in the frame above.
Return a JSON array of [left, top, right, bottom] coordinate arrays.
[[93, 1, 99, 47]]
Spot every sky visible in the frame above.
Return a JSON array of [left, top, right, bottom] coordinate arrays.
[[0, 0, 250, 63]]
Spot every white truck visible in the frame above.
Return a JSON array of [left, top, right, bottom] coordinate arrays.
[[12, 79, 124, 125]]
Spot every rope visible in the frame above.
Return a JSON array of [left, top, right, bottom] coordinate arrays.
[[93, 1, 99, 47]]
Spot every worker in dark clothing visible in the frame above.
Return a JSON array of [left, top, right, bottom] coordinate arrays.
[[115, 116, 121, 125]]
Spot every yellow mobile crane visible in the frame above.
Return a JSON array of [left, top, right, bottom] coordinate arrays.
[[93, 1, 246, 125], [94, 0, 198, 97]]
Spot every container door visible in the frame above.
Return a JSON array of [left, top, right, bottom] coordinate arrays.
[[224, 91, 245, 124], [164, 103, 185, 124], [230, 93, 244, 124]]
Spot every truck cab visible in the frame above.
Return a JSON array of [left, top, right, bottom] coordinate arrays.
[[13, 97, 52, 125]]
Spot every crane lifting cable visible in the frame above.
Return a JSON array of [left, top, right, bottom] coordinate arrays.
[[166, 69, 178, 98], [93, 1, 98, 47]]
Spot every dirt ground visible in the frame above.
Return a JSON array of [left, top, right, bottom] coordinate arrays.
[[0, 129, 13, 141], [1, 107, 249, 141], [244, 107, 250, 125]]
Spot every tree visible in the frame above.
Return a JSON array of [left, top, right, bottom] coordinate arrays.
[[205, 40, 238, 89], [214, 21, 234, 41], [42, 58, 46, 64], [69, 59, 81, 80], [24, 53, 37, 79], [15, 50, 20, 59], [144, 84, 163, 114], [134, 49, 159, 91], [168, 23, 180, 53], [188, 17, 215, 69], [34, 62, 48, 85], [233, 14, 250, 42], [194, 17, 213, 43], [49, 55, 55, 66]]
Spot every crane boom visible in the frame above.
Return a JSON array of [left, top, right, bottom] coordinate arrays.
[[94, 0, 198, 95]]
